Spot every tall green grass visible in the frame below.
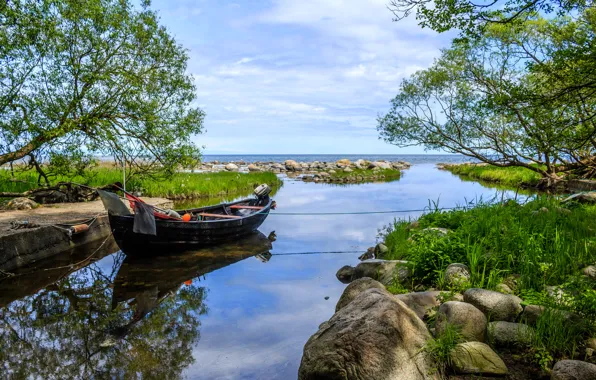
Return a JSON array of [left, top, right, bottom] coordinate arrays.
[[329, 168, 401, 180], [382, 198, 596, 367], [444, 164, 542, 187], [0, 168, 282, 198]]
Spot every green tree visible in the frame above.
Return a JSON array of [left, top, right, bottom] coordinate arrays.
[[378, 14, 596, 186], [0, 0, 204, 179]]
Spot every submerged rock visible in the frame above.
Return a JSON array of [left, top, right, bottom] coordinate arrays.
[[335, 277, 385, 312], [435, 301, 487, 342], [551, 360, 596, 380], [449, 342, 508, 376], [352, 259, 410, 285], [299, 287, 438, 380], [464, 288, 523, 321]]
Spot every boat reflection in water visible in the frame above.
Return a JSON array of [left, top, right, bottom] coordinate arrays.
[[0, 231, 274, 379]]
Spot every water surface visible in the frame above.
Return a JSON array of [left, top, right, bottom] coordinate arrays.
[[0, 164, 532, 379]]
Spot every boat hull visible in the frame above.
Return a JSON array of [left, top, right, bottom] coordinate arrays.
[[108, 198, 272, 250]]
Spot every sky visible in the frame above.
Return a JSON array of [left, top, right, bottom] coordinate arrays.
[[149, 0, 453, 154]]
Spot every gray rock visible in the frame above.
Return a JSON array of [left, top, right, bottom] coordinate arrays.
[[395, 291, 442, 320], [587, 338, 596, 351], [343, 167, 353, 173], [521, 305, 577, 325], [374, 243, 389, 257], [335, 277, 385, 312], [299, 288, 438, 380], [496, 283, 514, 294], [583, 266, 596, 280], [336, 265, 355, 284], [2, 197, 39, 210], [224, 163, 239, 171], [358, 247, 375, 261], [551, 360, 596, 380], [464, 288, 523, 321], [487, 321, 535, 347], [449, 342, 508, 376], [284, 159, 302, 171], [352, 259, 411, 285], [436, 301, 487, 342], [445, 263, 471, 287], [247, 164, 261, 172]]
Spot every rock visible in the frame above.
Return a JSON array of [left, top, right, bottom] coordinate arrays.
[[445, 263, 471, 287], [299, 287, 438, 380], [284, 160, 302, 171], [583, 266, 596, 280], [449, 342, 508, 376], [2, 197, 39, 210], [319, 172, 330, 178], [336, 265, 355, 284], [587, 338, 596, 351], [396, 291, 442, 320], [336, 159, 351, 167], [562, 192, 596, 204], [225, 163, 239, 171], [375, 161, 392, 169], [496, 283, 514, 294], [358, 247, 375, 261], [436, 301, 487, 342], [464, 288, 523, 321], [367, 161, 378, 169], [335, 277, 386, 312], [374, 243, 389, 257], [422, 227, 450, 235], [328, 169, 336, 174], [487, 321, 535, 347], [352, 259, 411, 285], [551, 360, 596, 380], [502, 274, 521, 292], [247, 164, 261, 172], [343, 167, 353, 173]]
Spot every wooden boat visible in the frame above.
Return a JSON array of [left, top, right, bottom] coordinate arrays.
[[109, 197, 273, 250]]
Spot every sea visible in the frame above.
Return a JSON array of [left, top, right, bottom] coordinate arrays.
[[202, 154, 469, 164]]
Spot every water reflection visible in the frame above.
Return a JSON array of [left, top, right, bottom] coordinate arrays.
[[0, 231, 274, 378]]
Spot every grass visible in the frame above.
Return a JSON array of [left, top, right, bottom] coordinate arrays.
[[422, 323, 464, 377], [0, 168, 283, 199], [329, 168, 402, 180], [443, 164, 542, 187], [382, 197, 596, 367]]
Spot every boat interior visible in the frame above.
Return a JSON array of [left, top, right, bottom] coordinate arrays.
[[176, 199, 268, 221]]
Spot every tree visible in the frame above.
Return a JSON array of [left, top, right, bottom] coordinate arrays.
[[377, 14, 596, 187], [0, 0, 204, 179]]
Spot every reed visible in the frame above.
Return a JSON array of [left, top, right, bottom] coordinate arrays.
[[443, 164, 542, 187]]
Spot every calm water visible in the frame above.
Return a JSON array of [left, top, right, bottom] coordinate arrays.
[[0, 164, 531, 379]]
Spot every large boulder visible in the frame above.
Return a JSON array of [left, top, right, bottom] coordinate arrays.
[[487, 321, 535, 347], [375, 161, 392, 169], [298, 288, 438, 380], [2, 197, 39, 210], [435, 301, 487, 342], [225, 163, 239, 171], [352, 259, 411, 286], [374, 243, 389, 257], [464, 288, 523, 321], [335, 277, 385, 312], [444, 263, 470, 287], [395, 291, 442, 320], [247, 164, 261, 172], [449, 342, 508, 376], [551, 360, 596, 380], [335, 265, 355, 284], [336, 159, 351, 167]]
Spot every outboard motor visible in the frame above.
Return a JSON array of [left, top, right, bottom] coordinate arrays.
[[254, 184, 271, 205]]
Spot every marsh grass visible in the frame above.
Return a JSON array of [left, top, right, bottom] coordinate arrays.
[[444, 164, 542, 187], [0, 168, 282, 198], [383, 197, 596, 366], [329, 168, 401, 180]]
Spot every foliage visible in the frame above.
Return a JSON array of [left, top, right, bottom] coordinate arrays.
[[378, 12, 596, 186], [0, 0, 204, 178], [0, 167, 282, 198], [444, 164, 542, 188], [422, 323, 464, 376]]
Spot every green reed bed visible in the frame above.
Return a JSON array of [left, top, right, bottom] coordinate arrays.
[[0, 168, 282, 199], [329, 168, 401, 180], [444, 164, 542, 187], [382, 198, 596, 367]]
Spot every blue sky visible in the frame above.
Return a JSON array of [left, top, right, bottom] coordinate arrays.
[[149, 0, 453, 154]]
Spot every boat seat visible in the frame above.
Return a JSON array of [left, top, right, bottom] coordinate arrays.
[[229, 205, 264, 210], [198, 213, 241, 219]]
